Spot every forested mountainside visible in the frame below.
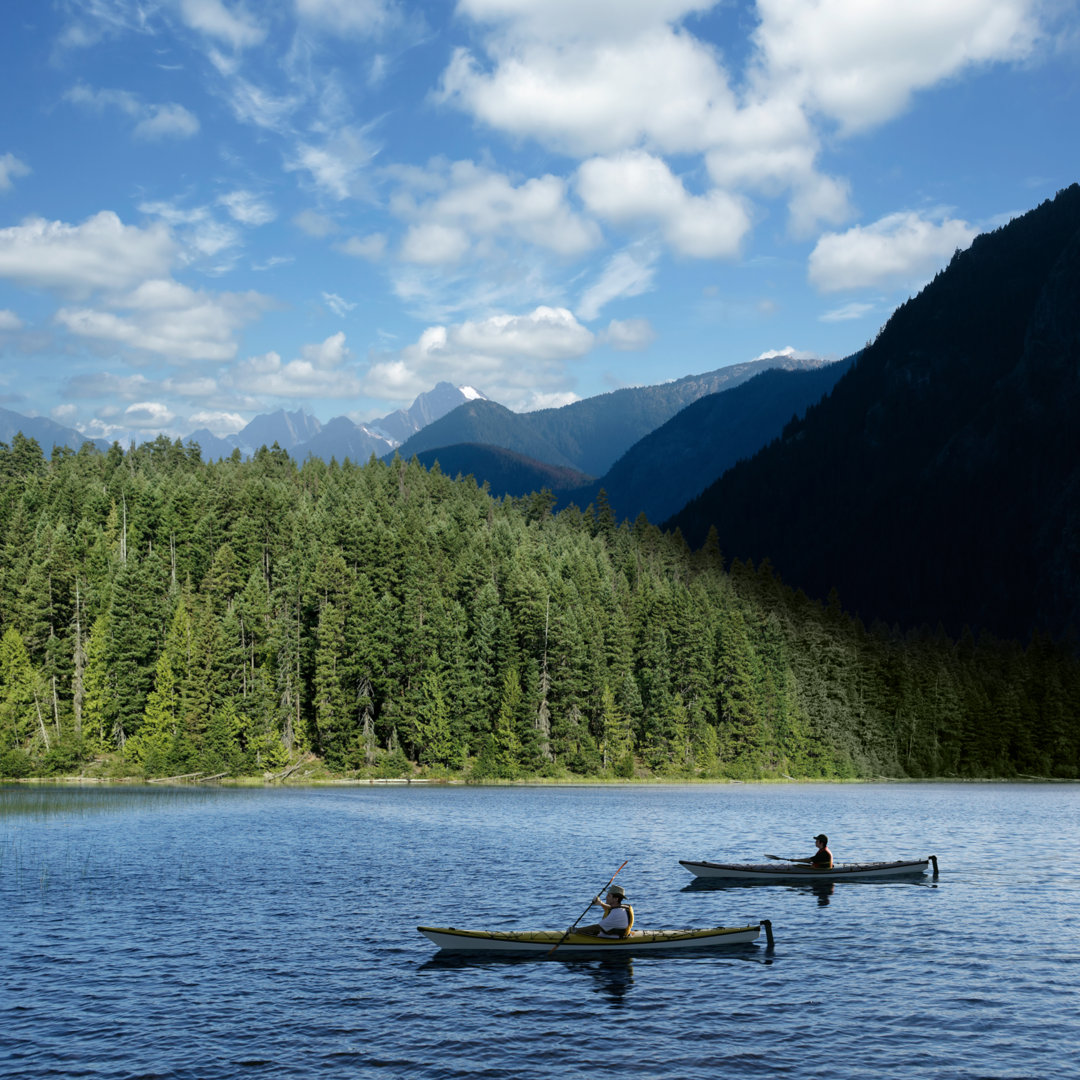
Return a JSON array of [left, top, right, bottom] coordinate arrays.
[[1, 435, 1077, 781], [670, 184, 1080, 642], [413, 444, 593, 498], [562, 358, 855, 526]]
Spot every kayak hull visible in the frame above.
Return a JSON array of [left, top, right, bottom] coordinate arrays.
[[679, 858, 932, 881], [418, 924, 762, 953]]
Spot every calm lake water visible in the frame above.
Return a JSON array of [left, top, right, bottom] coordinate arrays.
[[2, 782, 1078, 1080]]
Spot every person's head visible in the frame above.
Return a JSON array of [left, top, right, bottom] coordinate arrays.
[[814, 834, 828, 847], [607, 885, 626, 904]]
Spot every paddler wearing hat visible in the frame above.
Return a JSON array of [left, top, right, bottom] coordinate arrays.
[[573, 884, 634, 938], [790, 834, 833, 868]]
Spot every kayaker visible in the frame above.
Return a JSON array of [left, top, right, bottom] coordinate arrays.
[[791, 834, 833, 868], [574, 885, 633, 937]]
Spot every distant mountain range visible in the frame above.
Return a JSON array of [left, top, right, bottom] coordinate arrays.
[[392, 354, 834, 477], [186, 382, 489, 462], [0, 407, 109, 455], [668, 183, 1080, 641]]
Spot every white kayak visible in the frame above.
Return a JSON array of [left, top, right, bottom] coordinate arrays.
[[418, 923, 768, 953], [680, 857, 936, 881]]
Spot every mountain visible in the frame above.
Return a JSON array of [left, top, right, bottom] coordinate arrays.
[[0, 407, 109, 454], [389, 399, 580, 469], [392, 355, 831, 475], [668, 184, 1080, 640], [372, 382, 488, 444], [563, 357, 856, 524], [298, 416, 394, 463], [413, 443, 593, 496], [236, 408, 322, 452]]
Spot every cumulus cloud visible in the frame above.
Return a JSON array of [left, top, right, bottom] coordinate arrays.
[[228, 332, 363, 398], [808, 210, 977, 292], [0, 212, 175, 296], [365, 306, 595, 409], [392, 159, 600, 259], [187, 409, 246, 436], [578, 151, 751, 258], [0, 153, 31, 192], [0, 309, 23, 331], [400, 222, 471, 265], [751, 0, 1040, 134], [577, 246, 658, 321], [124, 401, 176, 429], [56, 279, 269, 361]]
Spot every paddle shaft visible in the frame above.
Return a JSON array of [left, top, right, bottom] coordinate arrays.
[[547, 860, 628, 956]]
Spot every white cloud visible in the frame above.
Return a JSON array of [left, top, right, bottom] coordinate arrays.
[[0, 153, 32, 192], [0, 212, 175, 296], [336, 233, 387, 259], [751, 0, 1040, 134], [322, 292, 356, 317], [178, 0, 267, 50], [0, 309, 23, 331], [287, 125, 379, 200], [365, 306, 595, 409], [294, 210, 339, 237], [754, 345, 820, 362], [188, 410, 246, 436], [65, 82, 199, 140], [400, 222, 471, 265], [438, 28, 739, 157], [56, 279, 269, 361], [820, 301, 877, 322], [808, 210, 977, 292], [125, 401, 176, 429], [392, 159, 600, 258], [133, 103, 200, 140], [600, 317, 655, 351], [577, 246, 658, 321], [228, 332, 362, 398], [294, 0, 395, 36], [218, 190, 276, 226]]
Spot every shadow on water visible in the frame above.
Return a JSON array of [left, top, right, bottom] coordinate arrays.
[[417, 941, 771, 998]]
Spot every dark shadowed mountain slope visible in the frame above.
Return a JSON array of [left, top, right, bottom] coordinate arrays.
[[564, 357, 855, 525], [521, 355, 832, 476], [667, 184, 1080, 640], [413, 443, 593, 496]]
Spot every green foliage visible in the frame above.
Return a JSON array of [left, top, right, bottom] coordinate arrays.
[[0, 439, 1077, 780]]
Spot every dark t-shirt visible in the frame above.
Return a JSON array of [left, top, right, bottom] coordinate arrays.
[[810, 847, 832, 867]]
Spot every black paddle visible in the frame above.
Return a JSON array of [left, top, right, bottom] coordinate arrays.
[[548, 860, 628, 956]]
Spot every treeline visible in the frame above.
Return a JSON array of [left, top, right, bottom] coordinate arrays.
[[1, 433, 1078, 781]]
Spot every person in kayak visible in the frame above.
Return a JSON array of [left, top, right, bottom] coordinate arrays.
[[791, 834, 833, 868], [574, 885, 634, 937]]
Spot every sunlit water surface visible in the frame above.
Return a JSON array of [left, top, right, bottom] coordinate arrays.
[[2, 782, 1078, 1079]]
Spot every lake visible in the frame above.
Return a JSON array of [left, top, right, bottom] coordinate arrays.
[[2, 782, 1078, 1080]]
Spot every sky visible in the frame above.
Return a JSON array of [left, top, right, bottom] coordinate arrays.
[[0, 0, 1078, 446]]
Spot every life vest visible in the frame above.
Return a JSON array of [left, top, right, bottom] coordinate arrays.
[[599, 904, 634, 938]]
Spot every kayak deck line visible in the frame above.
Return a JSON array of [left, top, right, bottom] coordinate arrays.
[[680, 856, 938, 880], [417, 922, 769, 952]]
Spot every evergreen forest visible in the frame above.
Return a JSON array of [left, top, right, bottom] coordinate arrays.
[[1, 433, 1078, 782]]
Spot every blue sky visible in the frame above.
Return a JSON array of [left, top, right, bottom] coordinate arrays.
[[0, 0, 1077, 445]]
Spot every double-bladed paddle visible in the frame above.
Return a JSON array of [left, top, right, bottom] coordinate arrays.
[[547, 860, 628, 956]]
